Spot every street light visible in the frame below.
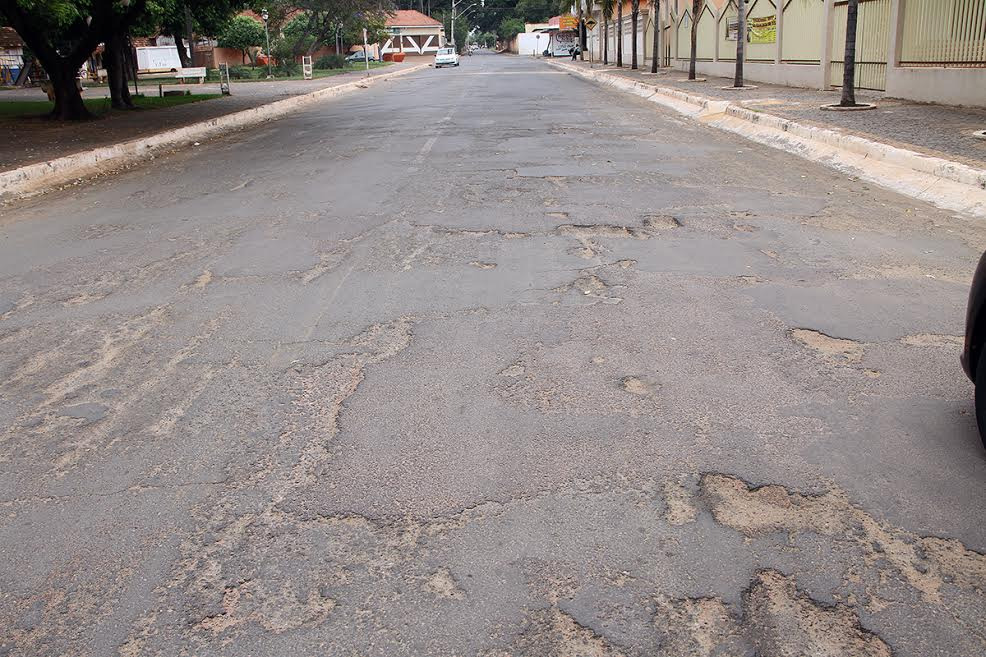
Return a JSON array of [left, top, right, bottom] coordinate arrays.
[[450, 0, 482, 50], [261, 9, 272, 79]]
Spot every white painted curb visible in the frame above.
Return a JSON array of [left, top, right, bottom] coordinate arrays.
[[549, 60, 986, 219], [0, 63, 429, 202]]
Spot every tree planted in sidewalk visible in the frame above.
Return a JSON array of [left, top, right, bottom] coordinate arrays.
[[840, 0, 860, 106], [733, 0, 745, 87], [1, 0, 148, 120], [629, 0, 638, 69], [616, 0, 623, 67], [649, 0, 660, 73], [688, 0, 702, 80], [218, 14, 265, 65], [600, 0, 613, 64]]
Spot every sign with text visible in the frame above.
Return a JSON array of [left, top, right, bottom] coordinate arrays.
[[559, 15, 578, 31], [750, 15, 777, 44]]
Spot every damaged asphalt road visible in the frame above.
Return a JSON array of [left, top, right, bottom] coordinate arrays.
[[1, 53, 985, 656]]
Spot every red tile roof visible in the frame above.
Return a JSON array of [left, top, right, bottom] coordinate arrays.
[[387, 10, 442, 27], [0, 27, 24, 49]]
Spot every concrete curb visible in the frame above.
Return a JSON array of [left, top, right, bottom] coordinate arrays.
[[548, 60, 986, 219], [0, 63, 430, 203]]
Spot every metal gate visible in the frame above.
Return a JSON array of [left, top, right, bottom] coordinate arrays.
[[829, 0, 891, 90]]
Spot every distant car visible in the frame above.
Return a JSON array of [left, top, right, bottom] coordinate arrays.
[[435, 47, 460, 68], [346, 50, 376, 63], [961, 250, 986, 447]]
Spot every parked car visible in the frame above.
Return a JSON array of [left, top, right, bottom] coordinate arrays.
[[435, 47, 460, 68], [961, 250, 986, 447], [346, 50, 377, 63]]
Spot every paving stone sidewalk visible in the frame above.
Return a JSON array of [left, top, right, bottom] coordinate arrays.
[[563, 59, 986, 169], [0, 62, 420, 172]]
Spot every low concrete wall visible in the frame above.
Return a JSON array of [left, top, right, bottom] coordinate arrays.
[[672, 60, 827, 90], [886, 67, 986, 107]]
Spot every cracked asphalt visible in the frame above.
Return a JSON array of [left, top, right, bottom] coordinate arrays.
[[1, 52, 985, 656]]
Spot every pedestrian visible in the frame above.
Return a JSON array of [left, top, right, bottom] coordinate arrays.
[[570, 45, 578, 61]]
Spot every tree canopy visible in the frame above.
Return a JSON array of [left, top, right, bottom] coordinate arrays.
[[218, 14, 266, 64]]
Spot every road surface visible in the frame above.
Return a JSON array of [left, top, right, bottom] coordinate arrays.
[[1, 52, 985, 657]]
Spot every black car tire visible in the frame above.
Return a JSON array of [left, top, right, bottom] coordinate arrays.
[[976, 349, 986, 448]]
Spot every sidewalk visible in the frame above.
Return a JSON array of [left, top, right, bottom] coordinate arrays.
[[562, 59, 986, 170], [0, 62, 420, 172]]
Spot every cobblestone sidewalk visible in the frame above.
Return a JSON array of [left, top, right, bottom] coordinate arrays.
[[562, 59, 986, 169]]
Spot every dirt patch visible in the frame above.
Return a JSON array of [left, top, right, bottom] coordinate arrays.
[[505, 607, 628, 657], [654, 596, 743, 657], [423, 569, 465, 600], [621, 375, 657, 396], [700, 473, 986, 604], [790, 329, 864, 365], [500, 363, 525, 378], [899, 334, 963, 348], [746, 570, 892, 657], [642, 215, 682, 230], [662, 481, 698, 526], [559, 274, 624, 304]]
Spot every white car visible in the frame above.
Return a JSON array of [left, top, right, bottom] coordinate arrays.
[[435, 48, 460, 68]]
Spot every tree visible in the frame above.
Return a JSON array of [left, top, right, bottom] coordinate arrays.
[[840, 0, 859, 106], [649, 0, 659, 73], [218, 14, 265, 65], [688, 0, 702, 80], [514, 0, 554, 23], [498, 17, 525, 42], [576, 0, 584, 60], [148, 0, 239, 67], [630, 0, 638, 69], [600, 0, 613, 65], [2, 0, 148, 120], [733, 0, 745, 87], [616, 0, 622, 67]]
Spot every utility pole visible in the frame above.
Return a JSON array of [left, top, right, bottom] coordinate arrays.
[[261, 9, 273, 79]]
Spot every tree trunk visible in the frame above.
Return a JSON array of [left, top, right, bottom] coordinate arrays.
[[617, 1, 623, 67], [577, 1, 585, 61], [105, 32, 134, 110], [603, 17, 608, 64], [631, 0, 639, 69], [48, 65, 90, 120], [650, 0, 660, 73], [689, 0, 701, 79], [175, 33, 191, 68], [840, 0, 859, 106], [650, 0, 661, 73], [734, 0, 745, 87]]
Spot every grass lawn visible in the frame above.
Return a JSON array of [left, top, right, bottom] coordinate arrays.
[[80, 62, 392, 87], [0, 94, 221, 118]]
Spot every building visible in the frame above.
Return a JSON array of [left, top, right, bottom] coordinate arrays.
[[0, 27, 25, 85], [587, 0, 986, 107], [380, 10, 446, 57]]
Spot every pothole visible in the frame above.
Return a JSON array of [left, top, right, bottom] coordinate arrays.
[[469, 261, 497, 269], [621, 375, 657, 396], [899, 333, 963, 348], [790, 328, 864, 364]]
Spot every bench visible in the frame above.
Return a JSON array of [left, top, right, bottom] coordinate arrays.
[[138, 67, 207, 84]]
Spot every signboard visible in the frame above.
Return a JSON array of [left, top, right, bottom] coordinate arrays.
[[750, 15, 777, 44], [725, 17, 739, 41], [559, 15, 578, 31], [584, 17, 597, 31], [551, 30, 577, 56]]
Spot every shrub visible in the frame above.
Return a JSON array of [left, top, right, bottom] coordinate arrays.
[[274, 59, 301, 77], [314, 54, 347, 70]]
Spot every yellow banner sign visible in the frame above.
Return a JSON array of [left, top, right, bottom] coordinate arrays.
[[559, 15, 578, 31], [750, 15, 776, 44]]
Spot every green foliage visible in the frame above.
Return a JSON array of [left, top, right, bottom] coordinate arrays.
[[314, 53, 347, 69], [497, 17, 526, 41], [218, 14, 265, 55], [274, 58, 300, 76], [514, 0, 555, 23], [599, 0, 615, 21]]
